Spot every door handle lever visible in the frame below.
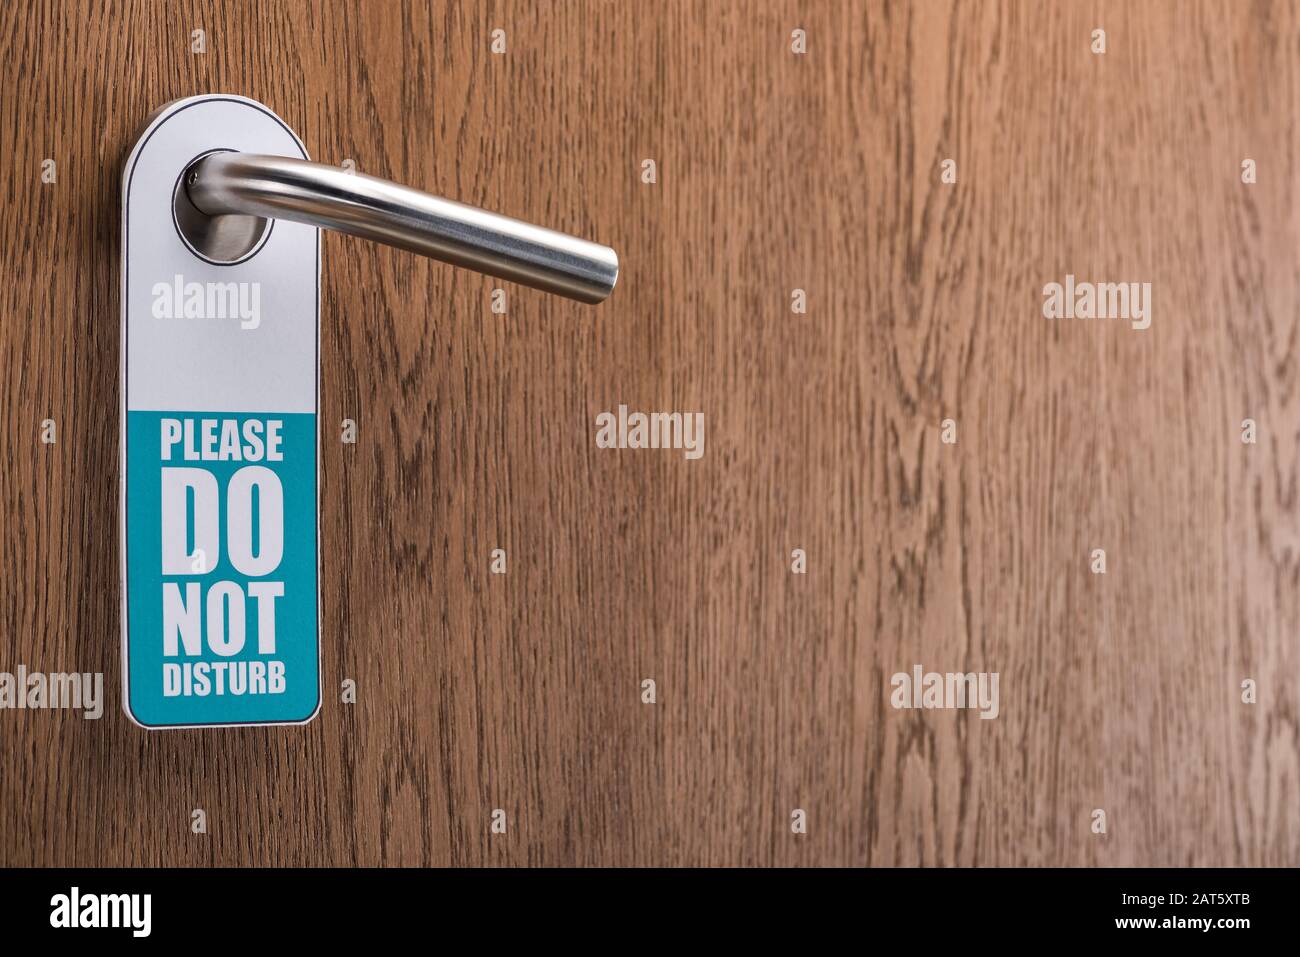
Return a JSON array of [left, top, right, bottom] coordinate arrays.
[[182, 152, 619, 304]]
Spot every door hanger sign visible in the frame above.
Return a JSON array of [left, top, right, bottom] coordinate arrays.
[[120, 96, 321, 728]]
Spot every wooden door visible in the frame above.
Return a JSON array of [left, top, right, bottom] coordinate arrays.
[[1, 0, 1297, 867]]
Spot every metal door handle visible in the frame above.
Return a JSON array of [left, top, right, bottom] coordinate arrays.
[[182, 152, 619, 304]]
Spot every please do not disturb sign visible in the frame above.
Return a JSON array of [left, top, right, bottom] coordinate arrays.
[[121, 96, 321, 728]]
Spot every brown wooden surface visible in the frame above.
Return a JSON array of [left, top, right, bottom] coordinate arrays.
[[2, 0, 1298, 867]]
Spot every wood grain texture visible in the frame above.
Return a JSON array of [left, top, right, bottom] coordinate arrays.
[[1, 0, 1298, 866]]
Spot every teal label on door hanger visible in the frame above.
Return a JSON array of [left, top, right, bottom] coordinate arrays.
[[124, 412, 319, 727]]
